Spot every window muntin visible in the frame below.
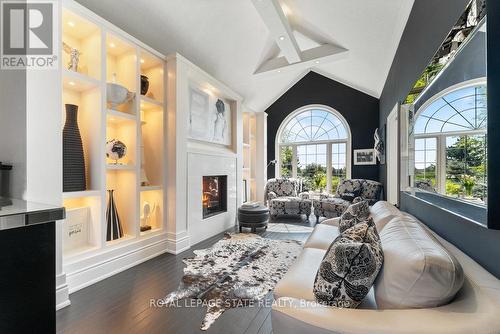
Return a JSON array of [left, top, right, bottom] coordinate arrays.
[[331, 143, 347, 191], [277, 106, 351, 193], [414, 138, 437, 186], [413, 83, 487, 204], [414, 85, 487, 135], [281, 109, 349, 144]]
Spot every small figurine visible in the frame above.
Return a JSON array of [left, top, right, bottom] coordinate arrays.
[[63, 42, 82, 72]]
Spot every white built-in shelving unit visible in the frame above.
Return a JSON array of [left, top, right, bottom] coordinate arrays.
[[242, 110, 268, 203], [61, 1, 166, 291], [242, 112, 257, 202]]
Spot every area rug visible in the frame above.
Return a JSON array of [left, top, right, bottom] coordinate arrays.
[[164, 233, 303, 330]]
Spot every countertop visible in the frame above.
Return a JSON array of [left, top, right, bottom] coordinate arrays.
[[0, 197, 65, 230]]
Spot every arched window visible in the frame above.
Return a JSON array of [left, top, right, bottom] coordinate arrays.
[[412, 82, 487, 202], [276, 105, 351, 193]]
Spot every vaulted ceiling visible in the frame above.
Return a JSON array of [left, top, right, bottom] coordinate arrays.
[[76, 0, 415, 111]]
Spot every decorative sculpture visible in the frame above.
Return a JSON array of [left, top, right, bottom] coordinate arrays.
[[63, 42, 81, 72], [63, 104, 86, 191], [106, 190, 124, 241]]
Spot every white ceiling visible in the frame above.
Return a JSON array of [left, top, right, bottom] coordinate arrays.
[[75, 0, 414, 111]]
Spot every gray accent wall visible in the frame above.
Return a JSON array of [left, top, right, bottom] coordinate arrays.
[[0, 69, 26, 199], [385, 0, 500, 278]]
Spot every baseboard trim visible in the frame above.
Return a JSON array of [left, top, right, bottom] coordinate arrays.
[[66, 238, 169, 294], [166, 231, 190, 254], [56, 272, 70, 310]]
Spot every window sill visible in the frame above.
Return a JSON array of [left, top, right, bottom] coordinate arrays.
[[404, 190, 487, 227]]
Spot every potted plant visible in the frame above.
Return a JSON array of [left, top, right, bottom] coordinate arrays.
[[460, 174, 475, 198]]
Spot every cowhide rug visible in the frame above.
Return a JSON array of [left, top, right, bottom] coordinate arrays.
[[164, 233, 303, 330]]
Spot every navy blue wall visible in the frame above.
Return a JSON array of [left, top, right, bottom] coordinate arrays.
[[265, 71, 379, 182]]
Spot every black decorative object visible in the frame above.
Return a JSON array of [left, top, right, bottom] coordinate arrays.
[[63, 104, 86, 192], [106, 190, 124, 241], [140, 75, 149, 95], [0, 162, 12, 197]]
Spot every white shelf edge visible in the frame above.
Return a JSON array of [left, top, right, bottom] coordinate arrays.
[[140, 95, 163, 107], [106, 164, 136, 170], [106, 108, 137, 121], [106, 234, 135, 247], [63, 68, 101, 87], [140, 227, 162, 236], [63, 190, 101, 199], [140, 185, 162, 191]]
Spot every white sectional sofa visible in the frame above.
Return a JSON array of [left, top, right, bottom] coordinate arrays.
[[272, 201, 500, 334]]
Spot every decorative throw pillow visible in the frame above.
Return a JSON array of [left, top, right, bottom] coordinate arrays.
[[313, 218, 383, 308], [338, 198, 370, 233]]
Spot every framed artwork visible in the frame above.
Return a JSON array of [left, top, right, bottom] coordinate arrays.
[[354, 149, 376, 165], [189, 86, 231, 146], [189, 87, 209, 141]]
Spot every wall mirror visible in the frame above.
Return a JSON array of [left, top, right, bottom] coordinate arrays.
[[400, 0, 489, 227]]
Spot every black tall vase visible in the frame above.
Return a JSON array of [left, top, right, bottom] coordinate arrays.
[[63, 104, 86, 192], [106, 190, 124, 241]]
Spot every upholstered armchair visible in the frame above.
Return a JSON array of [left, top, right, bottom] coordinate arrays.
[[264, 178, 312, 221], [313, 179, 383, 222]]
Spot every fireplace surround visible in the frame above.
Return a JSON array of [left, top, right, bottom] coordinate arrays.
[[202, 175, 227, 219]]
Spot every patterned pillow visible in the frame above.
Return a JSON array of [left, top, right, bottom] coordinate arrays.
[[338, 199, 370, 233], [313, 218, 383, 308]]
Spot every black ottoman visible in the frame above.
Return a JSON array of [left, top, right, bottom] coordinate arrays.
[[238, 204, 270, 232]]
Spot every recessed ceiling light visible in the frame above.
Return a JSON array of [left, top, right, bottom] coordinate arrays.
[[315, 60, 320, 64], [277, 70, 281, 73], [279, 36, 285, 41], [110, 117, 115, 121], [109, 42, 115, 48], [69, 81, 75, 86], [140, 58, 145, 64], [67, 21, 75, 27]]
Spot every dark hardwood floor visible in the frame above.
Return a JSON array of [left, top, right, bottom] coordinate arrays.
[[56, 217, 316, 334]]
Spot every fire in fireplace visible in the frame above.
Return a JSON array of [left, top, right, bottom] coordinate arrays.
[[202, 175, 227, 219]]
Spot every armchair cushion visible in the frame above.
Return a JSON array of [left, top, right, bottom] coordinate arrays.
[[313, 197, 351, 220], [339, 191, 359, 202], [269, 197, 312, 217], [299, 192, 310, 200], [267, 191, 278, 201], [336, 179, 364, 198], [313, 218, 383, 308], [338, 199, 370, 233], [359, 180, 383, 205]]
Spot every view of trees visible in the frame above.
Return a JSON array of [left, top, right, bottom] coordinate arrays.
[[446, 136, 487, 199], [279, 146, 345, 193], [415, 136, 487, 201]]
